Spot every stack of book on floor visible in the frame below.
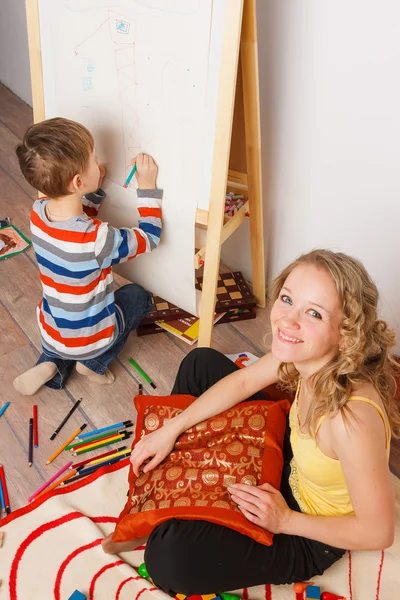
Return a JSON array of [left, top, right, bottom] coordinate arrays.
[[137, 271, 256, 345]]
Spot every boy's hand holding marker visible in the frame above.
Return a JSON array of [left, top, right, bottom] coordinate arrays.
[[125, 153, 158, 190]]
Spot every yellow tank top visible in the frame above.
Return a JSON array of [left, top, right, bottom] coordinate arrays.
[[289, 383, 391, 517]]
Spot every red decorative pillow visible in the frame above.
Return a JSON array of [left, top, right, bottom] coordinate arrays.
[[113, 394, 290, 546]]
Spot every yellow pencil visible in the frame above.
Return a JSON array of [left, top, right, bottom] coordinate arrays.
[[34, 469, 78, 500], [73, 432, 125, 453], [46, 424, 87, 465], [88, 448, 131, 466]]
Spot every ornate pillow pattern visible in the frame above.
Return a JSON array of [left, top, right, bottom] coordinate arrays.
[[113, 395, 290, 546]]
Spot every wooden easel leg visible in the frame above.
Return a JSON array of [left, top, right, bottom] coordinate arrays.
[[241, 0, 266, 307], [197, 0, 245, 347], [25, 0, 45, 123]]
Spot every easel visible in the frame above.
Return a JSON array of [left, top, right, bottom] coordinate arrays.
[[25, 0, 265, 348], [196, 0, 265, 346]]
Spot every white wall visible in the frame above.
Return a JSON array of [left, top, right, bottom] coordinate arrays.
[[0, 0, 32, 105], [222, 0, 400, 348], [3, 1, 400, 345]]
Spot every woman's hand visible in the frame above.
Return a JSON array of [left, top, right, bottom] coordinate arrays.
[[130, 421, 179, 476], [228, 482, 293, 534]]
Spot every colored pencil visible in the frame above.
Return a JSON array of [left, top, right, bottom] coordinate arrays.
[[33, 467, 82, 501], [128, 357, 156, 389], [28, 418, 34, 466], [138, 383, 143, 395], [77, 420, 133, 440], [74, 432, 132, 455], [50, 399, 81, 440], [123, 163, 137, 188], [28, 462, 72, 502], [65, 429, 129, 452], [46, 423, 87, 465], [70, 445, 128, 470], [0, 465, 10, 514], [73, 431, 130, 454], [78, 454, 125, 476], [88, 448, 131, 466], [63, 455, 124, 484], [0, 479, 5, 515], [0, 401, 10, 417], [33, 404, 38, 448]]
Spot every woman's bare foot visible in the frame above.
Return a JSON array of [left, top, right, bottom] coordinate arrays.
[[101, 532, 148, 555], [76, 362, 115, 385], [13, 362, 58, 396]]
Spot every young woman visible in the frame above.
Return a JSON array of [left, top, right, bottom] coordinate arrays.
[[104, 250, 399, 595]]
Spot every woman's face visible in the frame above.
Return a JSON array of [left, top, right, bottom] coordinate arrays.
[[270, 264, 343, 375]]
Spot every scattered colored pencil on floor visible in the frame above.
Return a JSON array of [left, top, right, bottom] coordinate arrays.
[[73, 431, 132, 455], [33, 467, 84, 501], [0, 464, 10, 514], [88, 448, 131, 466], [50, 398, 81, 440], [28, 418, 34, 467], [0, 476, 6, 517], [46, 423, 87, 465], [62, 454, 125, 485], [33, 404, 38, 448], [65, 426, 132, 452], [70, 445, 128, 470], [77, 420, 133, 440], [0, 401, 10, 417], [28, 462, 72, 502], [128, 357, 156, 389]]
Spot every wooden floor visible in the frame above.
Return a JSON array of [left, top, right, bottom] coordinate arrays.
[[0, 84, 398, 514]]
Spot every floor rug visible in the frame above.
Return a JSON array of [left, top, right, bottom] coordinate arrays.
[[0, 460, 399, 599]]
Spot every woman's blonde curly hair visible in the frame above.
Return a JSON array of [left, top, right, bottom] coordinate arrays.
[[270, 249, 400, 438]]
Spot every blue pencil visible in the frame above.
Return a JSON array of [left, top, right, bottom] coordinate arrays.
[[77, 420, 132, 439], [0, 401, 10, 417], [0, 478, 5, 513], [78, 454, 124, 476], [123, 163, 137, 188], [63, 455, 124, 484]]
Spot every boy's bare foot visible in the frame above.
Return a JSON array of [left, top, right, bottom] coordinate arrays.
[[13, 362, 58, 396], [101, 532, 148, 555], [76, 362, 115, 385]]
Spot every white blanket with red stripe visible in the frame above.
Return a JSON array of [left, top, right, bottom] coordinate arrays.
[[0, 460, 399, 600]]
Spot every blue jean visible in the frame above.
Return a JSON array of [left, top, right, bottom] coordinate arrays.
[[36, 284, 152, 390]]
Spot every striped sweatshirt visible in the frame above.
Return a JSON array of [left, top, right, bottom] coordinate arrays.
[[30, 189, 162, 360]]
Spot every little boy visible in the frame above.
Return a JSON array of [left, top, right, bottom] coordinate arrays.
[[13, 117, 162, 395]]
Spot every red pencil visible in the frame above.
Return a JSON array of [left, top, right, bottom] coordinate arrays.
[[70, 445, 128, 470], [33, 405, 38, 448], [0, 464, 10, 514]]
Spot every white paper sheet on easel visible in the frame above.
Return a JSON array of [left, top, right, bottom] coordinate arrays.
[[38, 0, 230, 316]]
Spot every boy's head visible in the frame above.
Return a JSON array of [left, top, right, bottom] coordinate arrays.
[[16, 117, 100, 198]]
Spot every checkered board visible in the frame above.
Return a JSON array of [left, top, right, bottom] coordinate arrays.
[[141, 272, 255, 326], [141, 296, 192, 325], [195, 271, 255, 311]]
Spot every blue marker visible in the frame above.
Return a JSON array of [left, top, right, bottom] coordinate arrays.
[[123, 163, 137, 188], [0, 401, 10, 417], [77, 420, 132, 440]]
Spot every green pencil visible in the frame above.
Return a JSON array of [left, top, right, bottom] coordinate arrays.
[[74, 432, 132, 455], [64, 426, 131, 451], [128, 357, 157, 389]]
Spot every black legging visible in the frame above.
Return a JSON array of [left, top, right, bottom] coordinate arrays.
[[144, 348, 345, 595]]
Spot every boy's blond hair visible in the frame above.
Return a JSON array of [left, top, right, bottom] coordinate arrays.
[[16, 117, 94, 198]]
